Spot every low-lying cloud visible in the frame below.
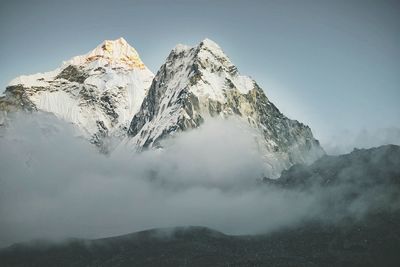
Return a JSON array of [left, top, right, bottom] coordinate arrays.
[[0, 113, 398, 248], [321, 127, 400, 155]]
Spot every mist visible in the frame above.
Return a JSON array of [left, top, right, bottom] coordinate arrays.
[[0, 113, 398, 248], [321, 127, 400, 155]]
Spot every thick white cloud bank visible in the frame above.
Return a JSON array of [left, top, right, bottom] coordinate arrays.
[[0, 114, 306, 247], [0, 113, 398, 248]]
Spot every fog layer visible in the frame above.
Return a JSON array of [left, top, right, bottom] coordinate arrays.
[[0, 113, 398, 247]]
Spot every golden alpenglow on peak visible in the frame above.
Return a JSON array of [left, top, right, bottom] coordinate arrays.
[[101, 41, 114, 53], [68, 37, 146, 69], [101, 37, 128, 52]]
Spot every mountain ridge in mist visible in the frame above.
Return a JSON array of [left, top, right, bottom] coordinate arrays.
[[0, 37, 324, 177]]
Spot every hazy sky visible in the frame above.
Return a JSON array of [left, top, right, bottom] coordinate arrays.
[[0, 0, 399, 140]]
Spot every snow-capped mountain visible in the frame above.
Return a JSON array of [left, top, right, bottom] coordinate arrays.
[[127, 39, 324, 177], [1, 37, 324, 176], [0, 37, 154, 150]]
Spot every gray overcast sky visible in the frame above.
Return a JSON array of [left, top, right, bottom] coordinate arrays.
[[0, 0, 399, 141]]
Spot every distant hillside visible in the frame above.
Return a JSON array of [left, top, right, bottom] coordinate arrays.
[[1, 215, 400, 267]]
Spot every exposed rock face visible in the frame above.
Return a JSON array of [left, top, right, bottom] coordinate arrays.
[[0, 38, 154, 150], [127, 39, 324, 177], [0, 85, 37, 113], [55, 65, 89, 84]]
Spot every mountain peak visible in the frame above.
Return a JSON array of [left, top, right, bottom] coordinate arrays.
[[4, 37, 154, 150], [171, 38, 226, 58], [100, 37, 128, 52], [127, 39, 324, 176], [195, 38, 234, 73], [161, 38, 248, 102], [198, 38, 221, 51], [198, 38, 228, 57], [66, 37, 146, 70]]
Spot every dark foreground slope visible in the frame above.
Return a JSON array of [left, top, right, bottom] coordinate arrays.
[[1, 218, 399, 267], [1, 145, 399, 267]]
